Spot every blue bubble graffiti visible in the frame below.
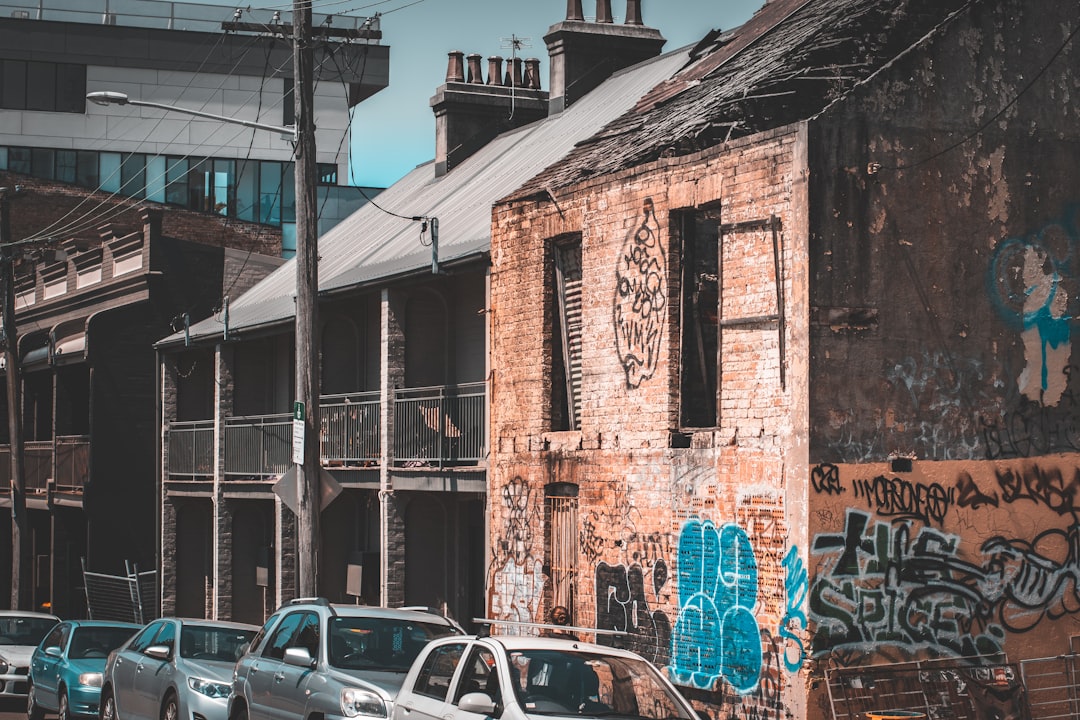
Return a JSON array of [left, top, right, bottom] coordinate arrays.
[[669, 518, 762, 693], [779, 546, 808, 672]]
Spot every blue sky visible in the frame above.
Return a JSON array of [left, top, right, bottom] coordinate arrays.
[[208, 0, 765, 187]]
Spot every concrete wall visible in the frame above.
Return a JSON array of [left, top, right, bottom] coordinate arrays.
[[490, 125, 810, 720], [804, 0, 1080, 716]]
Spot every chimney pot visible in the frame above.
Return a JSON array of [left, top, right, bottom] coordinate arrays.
[[487, 55, 504, 85], [595, 0, 612, 23], [524, 58, 542, 89], [505, 56, 524, 87], [466, 53, 483, 83], [445, 50, 465, 83], [566, 0, 583, 21], [625, 0, 643, 25]]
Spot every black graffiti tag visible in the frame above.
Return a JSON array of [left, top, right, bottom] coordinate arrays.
[[811, 464, 845, 495], [853, 474, 954, 525], [955, 472, 1000, 510], [995, 464, 1080, 518]]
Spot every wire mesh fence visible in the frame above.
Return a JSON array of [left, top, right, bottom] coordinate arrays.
[[82, 559, 158, 624]]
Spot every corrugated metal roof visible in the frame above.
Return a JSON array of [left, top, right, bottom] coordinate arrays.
[[166, 43, 691, 347], [512, 0, 969, 200]]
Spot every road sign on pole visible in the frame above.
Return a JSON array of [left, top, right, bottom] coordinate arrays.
[[292, 401, 305, 464]]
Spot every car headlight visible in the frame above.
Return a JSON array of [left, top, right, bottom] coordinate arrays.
[[188, 677, 231, 699], [0, 659, 8, 675], [340, 688, 387, 718], [78, 673, 103, 688]]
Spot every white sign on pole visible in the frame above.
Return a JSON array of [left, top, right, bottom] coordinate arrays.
[[292, 401, 305, 464]]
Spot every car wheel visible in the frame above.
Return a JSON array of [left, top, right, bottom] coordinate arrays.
[[101, 687, 117, 720], [27, 684, 45, 720], [58, 688, 70, 720], [161, 692, 179, 720]]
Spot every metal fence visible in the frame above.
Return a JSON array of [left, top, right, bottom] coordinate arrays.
[[321, 391, 380, 466], [825, 658, 1030, 720], [394, 382, 486, 466], [224, 413, 292, 477], [24, 440, 52, 492], [82, 559, 158, 624], [167, 420, 214, 476], [1021, 652, 1080, 719]]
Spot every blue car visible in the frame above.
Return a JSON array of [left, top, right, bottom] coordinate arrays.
[[27, 619, 141, 720]]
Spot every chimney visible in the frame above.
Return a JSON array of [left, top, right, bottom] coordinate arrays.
[[545, 0, 665, 114], [431, 50, 549, 177]]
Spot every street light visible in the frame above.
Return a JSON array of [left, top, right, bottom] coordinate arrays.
[[86, 4, 323, 596], [86, 91, 297, 140]]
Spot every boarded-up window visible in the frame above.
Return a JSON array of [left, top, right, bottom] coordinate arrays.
[[552, 238, 583, 431], [546, 484, 579, 619]]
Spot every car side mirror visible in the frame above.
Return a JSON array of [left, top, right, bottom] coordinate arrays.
[[45, 646, 62, 658], [284, 647, 316, 669], [145, 645, 171, 660], [458, 692, 496, 715]]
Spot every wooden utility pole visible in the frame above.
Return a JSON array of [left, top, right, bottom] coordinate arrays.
[[292, 0, 321, 597], [0, 186, 29, 610]]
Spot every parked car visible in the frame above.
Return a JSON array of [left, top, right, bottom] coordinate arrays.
[[228, 599, 464, 720], [392, 633, 701, 720], [27, 619, 141, 720], [0, 610, 60, 699], [99, 617, 259, 720]]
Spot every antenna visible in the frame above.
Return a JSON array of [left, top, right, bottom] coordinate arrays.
[[499, 34, 532, 119]]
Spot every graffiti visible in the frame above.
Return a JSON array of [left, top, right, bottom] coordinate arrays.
[[669, 519, 762, 694], [980, 524, 1080, 633], [994, 463, 1080, 517], [852, 474, 954, 526], [811, 463, 845, 495], [810, 509, 1003, 661], [983, 380, 1080, 459], [812, 504, 1080, 661], [955, 471, 1000, 510], [778, 547, 807, 672], [490, 477, 545, 626], [714, 630, 785, 720], [614, 197, 666, 388], [595, 561, 672, 665], [988, 214, 1076, 406]]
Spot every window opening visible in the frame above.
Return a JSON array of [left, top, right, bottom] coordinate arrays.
[[678, 210, 720, 428], [552, 238, 582, 431]]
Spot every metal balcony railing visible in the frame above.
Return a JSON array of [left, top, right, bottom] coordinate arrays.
[[24, 440, 53, 492], [321, 392, 380, 466], [224, 413, 292, 477], [54, 435, 89, 490], [168, 384, 485, 478], [394, 382, 486, 467], [0, 435, 89, 493], [166, 421, 214, 477]]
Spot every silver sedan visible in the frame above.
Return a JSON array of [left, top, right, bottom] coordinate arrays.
[[100, 618, 258, 720]]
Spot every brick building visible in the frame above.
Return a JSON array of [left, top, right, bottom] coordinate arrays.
[[156, 0, 671, 625], [0, 170, 282, 617], [489, 0, 1080, 718]]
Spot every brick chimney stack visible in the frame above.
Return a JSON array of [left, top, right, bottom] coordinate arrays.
[[544, 0, 665, 114], [431, 49, 549, 176]]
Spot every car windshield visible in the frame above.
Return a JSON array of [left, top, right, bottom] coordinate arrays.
[[68, 627, 137, 659], [507, 649, 694, 720], [328, 616, 459, 672], [180, 625, 257, 662], [0, 616, 57, 646]]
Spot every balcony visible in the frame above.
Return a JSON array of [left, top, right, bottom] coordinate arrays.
[[165, 385, 485, 479], [0, 435, 90, 495]]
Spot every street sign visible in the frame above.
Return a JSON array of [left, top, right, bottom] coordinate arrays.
[[273, 467, 343, 514], [292, 401, 305, 464]]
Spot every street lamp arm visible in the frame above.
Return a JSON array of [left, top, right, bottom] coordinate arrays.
[[86, 91, 297, 140]]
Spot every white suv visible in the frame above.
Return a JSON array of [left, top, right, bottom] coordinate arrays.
[[229, 599, 463, 720]]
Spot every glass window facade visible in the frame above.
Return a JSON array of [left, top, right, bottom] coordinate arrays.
[[0, 144, 339, 229]]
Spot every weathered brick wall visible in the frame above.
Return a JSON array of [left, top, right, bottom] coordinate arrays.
[[490, 126, 810, 720]]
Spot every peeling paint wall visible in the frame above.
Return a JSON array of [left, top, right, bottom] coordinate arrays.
[[804, 0, 1080, 718]]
